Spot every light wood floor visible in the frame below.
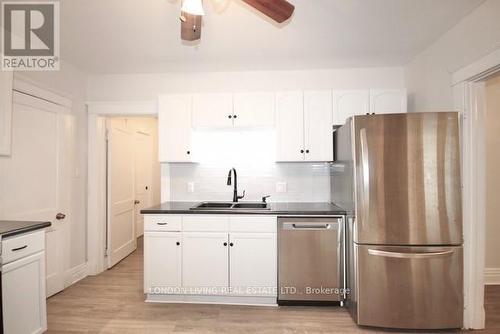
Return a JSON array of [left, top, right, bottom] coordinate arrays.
[[46, 238, 500, 333]]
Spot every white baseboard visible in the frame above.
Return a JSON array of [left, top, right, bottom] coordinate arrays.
[[484, 268, 500, 285], [64, 262, 88, 288]]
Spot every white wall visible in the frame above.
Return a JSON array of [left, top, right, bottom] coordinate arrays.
[[405, 0, 500, 111], [86, 67, 405, 101], [14, 61, 88, 270]]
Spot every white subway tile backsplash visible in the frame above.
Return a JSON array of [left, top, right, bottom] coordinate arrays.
[[162, 130, 332, 203], [165, 162, 331, 202]]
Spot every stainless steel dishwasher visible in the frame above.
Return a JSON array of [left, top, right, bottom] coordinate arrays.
[[278, 217, 344, 303]]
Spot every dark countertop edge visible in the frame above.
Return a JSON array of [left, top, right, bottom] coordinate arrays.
[[140, 210, 346, 216], [141, 202, 347, 216], [1, 221, 51, 238]]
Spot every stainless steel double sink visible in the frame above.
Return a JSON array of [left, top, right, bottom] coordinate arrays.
[[190, 202, 270, 210]]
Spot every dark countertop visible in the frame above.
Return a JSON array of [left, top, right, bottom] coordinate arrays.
[[0, 220, 51, 238], [141, 202, 346, 216]]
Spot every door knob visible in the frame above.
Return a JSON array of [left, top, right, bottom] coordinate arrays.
[[134, 200, 140, 205], [56, 213, 66, 220]]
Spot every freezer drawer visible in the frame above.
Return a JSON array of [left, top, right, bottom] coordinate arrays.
[[354, 244, 463, 329], [278, 217, 344, 302]]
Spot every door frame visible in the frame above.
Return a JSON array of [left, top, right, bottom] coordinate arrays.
[[86, 101, 157, 275], [8, 75, 73, 292], [452, 47, 500, 329]]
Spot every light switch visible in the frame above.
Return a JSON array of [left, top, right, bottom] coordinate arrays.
[[276, 182, 287, 193], [187, 182, 195, 193]]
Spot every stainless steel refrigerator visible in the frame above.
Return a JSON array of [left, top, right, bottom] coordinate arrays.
[[332, 112, 463, 330]]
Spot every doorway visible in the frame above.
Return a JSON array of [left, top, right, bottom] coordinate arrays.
[[105, 117, 160, 268]]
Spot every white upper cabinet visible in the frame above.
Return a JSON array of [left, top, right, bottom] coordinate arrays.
[[275, 91, 305, 162], [276, 91, 333, 162], [304, 90, 333, 162], [192, 93, 233, 129], [233, 92, 275, 128], [158, 94, 194, 162], [0, 70, 13, 156], [332, 90, 370, 125], [370, 89, 407, 114]]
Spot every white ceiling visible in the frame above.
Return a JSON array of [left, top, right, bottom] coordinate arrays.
[[60, 0, 485, 74]]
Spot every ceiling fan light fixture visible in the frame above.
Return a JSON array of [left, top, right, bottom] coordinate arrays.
[[181, 0, 205, 16]]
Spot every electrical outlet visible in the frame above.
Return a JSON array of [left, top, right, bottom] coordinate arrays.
[[276, 182, 287, 193], [187, 182, 195, 193]]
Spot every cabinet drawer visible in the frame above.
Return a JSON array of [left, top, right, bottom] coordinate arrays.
[[2, 230, 45, 264], [144, 215, 182, 232], [229, 216, 277, 233], [183, 215, 230, 232]]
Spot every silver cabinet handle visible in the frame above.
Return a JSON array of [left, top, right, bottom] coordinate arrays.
[[157, 222, 168, 226], [368, 249, 454, 259]]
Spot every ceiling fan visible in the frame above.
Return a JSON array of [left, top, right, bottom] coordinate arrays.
[[180, 0, 295, 41]]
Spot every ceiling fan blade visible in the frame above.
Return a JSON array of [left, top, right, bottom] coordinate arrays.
[[181, 12, 202, 41], [241, 0, 295, 23]]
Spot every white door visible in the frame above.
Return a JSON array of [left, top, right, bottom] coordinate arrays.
[[192, 93, 233, 129], [370, 89, 407, 114], [233, 92, 275, 128], [0, 91, 72, 297], [134, 130, 153, 238], [182, 232, 229, 294], [229, 233, 277, 296], [304, 90, 334, 161], [158, 94, 193, 162], [2, 251, 47, 334], [332, 90, 370, 125], [275, 91, 305, 162], [107, 119, 136, 267], [143, 232, 181, 293]]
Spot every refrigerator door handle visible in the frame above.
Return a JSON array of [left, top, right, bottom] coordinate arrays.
[[368, 249, 455, 259], [360, 128, 370, 223]]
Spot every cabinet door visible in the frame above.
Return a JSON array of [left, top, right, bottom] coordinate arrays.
[[144, 232, 182, 294], [370, 89, 407, 114], [304, 90, 333, 161], [275, 91, 305, 162], [158, 94, 194, 162], [2, 251, 47, 334], [229, 233, 277, 296], [192, 93, 233, 129], [233, 92, 275, 128], [0, 70, 13, 156], [332, 90, 370, 125], [182, 232, 229, 294]]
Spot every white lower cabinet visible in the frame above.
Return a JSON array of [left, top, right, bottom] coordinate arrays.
[[2, 250, 47, 334], [144, 214, 278, 304], [229, 233, 277, 296], [182, 232, 229, 294], [144, 232, 181, 293]]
